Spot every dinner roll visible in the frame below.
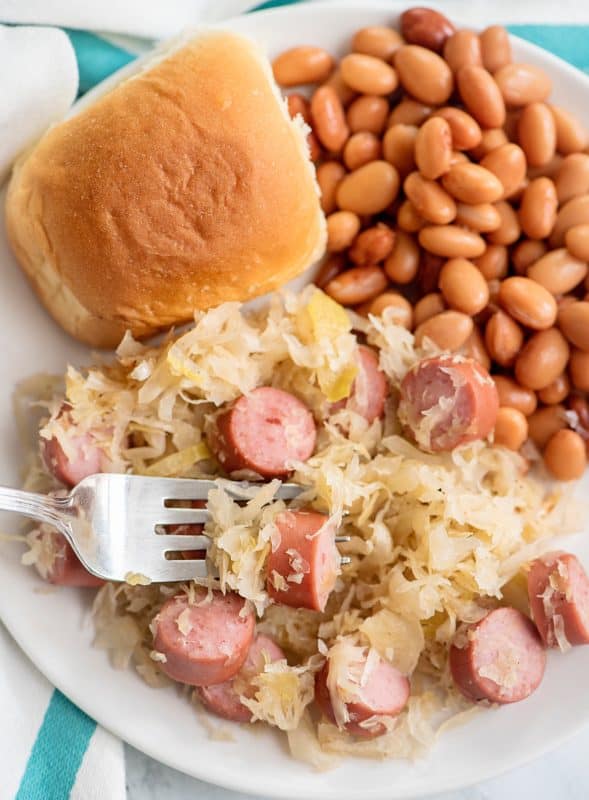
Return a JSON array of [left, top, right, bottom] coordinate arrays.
[[5, 30, 325, 348]]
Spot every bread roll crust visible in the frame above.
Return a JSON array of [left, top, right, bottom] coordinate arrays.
[[5, 31, 325, 348]]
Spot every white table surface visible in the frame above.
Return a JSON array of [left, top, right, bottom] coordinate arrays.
[[125, 723, 589, 800]]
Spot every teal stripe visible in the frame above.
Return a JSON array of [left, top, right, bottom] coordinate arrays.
[[16, 690, 96, 800], [64, 29, 135, 95], [508, 25, 589, 76], [252, 0, 307, 10]]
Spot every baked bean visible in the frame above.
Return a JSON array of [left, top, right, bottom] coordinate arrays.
[[443, 30, 482, 73], [558, 301, 589, 351], [502, 179, 529, 205], [455, 203, 501, 233], [493, 375, 538, 417], [527, 154, 563, 182], [486, 278, 502, 312], [480, 25, 512, 73], [417, 252, 445, 294], [559, 294, 579, 311], [442, 163, 504, 204], [404, 172, 457, 225], [519, 177, 558, 240], [565, 224, 589, 261], [499, 276, 557, 330], [450, 151, 470, 166], [400, 7, 455, 53], [511, 240, 547, 275], [469, 128, 509, 160], [456, 65, 506, 128], [485, 311, 524, 367], [306, 133, 322, 163], [543, 429, 587, 480], [310, 87, 349, 153], [494, 63, 552, 107], [438, 257, 489, 314], [384, 230, 420, 284], [388, 98, 432, 127], [349, 223, 395, 265], [286, 94, 321, 160], [568, 394, 589, 431], [494, 407, 528, 451], [324, 265, 388, 305], [315, 254, 345, 289], [336, 161, 400, 214], [397, 200, 425, 232], [415, 117, 452, 180], [324, 68, 358, 107], [286, 93, 311, 123], [487, 201, 521, 245], [368, 292, 413, 328], [538, 373, 570, 405], [570, 348, 589, 391], [555, 154, 589, 204], [382, 124, 418, 176], [317, 161, 346, 215], [346, 95, 389, 134], [527, 248, 587, 295], [326, 211, 361, 252], [517, 103, 556, 167], [480, 143, 527, 199], [414, 310, 474, 350], [514, 328, 570, 390], [273, 47, 334, 87], [461, 325, 491, 371], [413, 292, 446, 326], [351, 26, 404, 61], [418, 225, 486, 258], [474, 245, 508, 280], [550, 195, 589, 248], [550, 105, 588, 155], [394, 45, 454, 105], [527, 404, 567, 447], [340, 53, 398, 95], [343, 131, 381, 170], [433, 107, 482, 150]]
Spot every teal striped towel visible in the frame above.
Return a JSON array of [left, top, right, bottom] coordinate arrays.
[[2, 2, 589, 799]]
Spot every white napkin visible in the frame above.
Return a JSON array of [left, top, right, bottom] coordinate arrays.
[[0, 0, 255, 39], [0, 25, 78, 183], [1, 621, 125, 800]]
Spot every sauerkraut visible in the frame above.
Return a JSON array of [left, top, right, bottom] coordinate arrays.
[[15, 286, 580, 763]]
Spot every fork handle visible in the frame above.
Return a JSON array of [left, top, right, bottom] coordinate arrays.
[[0, 486, 71, 534]]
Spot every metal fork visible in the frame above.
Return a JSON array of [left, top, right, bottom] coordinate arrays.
[[0, 475, 350, 583]]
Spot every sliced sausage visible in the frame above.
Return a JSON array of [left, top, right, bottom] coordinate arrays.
[[398, 355, 499, 452], [332, 345, 388, 422], [527, 551, 589, 648], [43, 531, 105, 588], [449, 607, 546, 704], [42, 430, 105, 487], [209, 387, 317, 478], [153, 590, 255, 686], [196, 634, 285, 722], [165, 500, 207, 560], [267, 510, 339, 612], [346, 345, 388, 422], [315, 649, 410, 738]]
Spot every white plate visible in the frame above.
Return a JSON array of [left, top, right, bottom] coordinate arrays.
[[1, 3, 589, 798]]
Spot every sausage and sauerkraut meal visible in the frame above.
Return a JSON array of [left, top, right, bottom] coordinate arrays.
[[16, 285, 583, 763], [11, 5, 589, 767]]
